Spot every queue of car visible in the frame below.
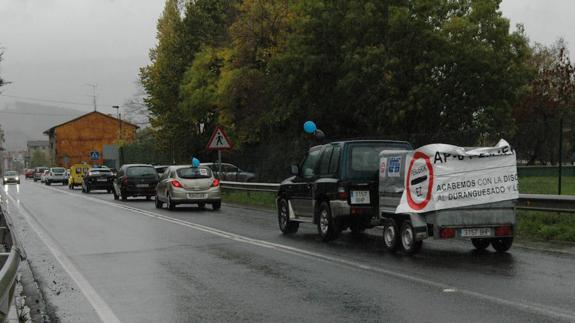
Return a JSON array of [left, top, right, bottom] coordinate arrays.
[[11, 161, 250, 212]]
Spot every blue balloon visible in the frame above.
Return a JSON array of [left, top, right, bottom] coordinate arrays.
[[192, 157, 200, 167], [303, 121, 317, 134]]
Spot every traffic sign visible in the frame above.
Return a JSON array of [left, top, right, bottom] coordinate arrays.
[[207, 127, 233, 150], [405, 152, 434, 211], [89, 151, 100, 161]]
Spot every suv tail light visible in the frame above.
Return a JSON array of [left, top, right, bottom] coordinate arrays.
[[337, 186, 348, 200], [171, 180, 183, 188], [212, 179, 220, 187]]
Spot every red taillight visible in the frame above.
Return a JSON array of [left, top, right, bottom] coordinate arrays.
[[337, 186, 348, 200], [171, 180, 183, 188], [212, 179, 220, 187], [495, 225, 512, 237], [440, 228, 456, 239], [122, 177, 128, 185]]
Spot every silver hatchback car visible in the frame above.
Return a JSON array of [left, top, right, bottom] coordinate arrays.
[[155, 165, 221, 211]]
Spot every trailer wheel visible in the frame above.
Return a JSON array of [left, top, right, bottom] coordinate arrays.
[[400, 221, 422, 255], [491, 237, 513, 253], [278, 198, 299, 234], [471, 238, 490, 251], [383, 219, 400, 252]]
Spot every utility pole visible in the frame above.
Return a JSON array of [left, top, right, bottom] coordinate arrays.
[[112, 105, 123, 168], [86, 83, 98, 111]]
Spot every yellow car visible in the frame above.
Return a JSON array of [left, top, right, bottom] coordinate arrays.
[[68, 164, 90, 189]]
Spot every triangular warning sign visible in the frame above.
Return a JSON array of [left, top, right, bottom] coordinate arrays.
[[207, 127, 233, 150]]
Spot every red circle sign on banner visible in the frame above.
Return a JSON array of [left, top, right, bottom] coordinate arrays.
[[406, 151, 434, 211]]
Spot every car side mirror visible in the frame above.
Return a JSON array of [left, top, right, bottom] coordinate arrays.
[[290, 165, 299, 176]]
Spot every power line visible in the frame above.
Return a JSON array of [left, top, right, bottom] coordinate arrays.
[[0, 94, 107, 107], [0, 110, 83, 117]]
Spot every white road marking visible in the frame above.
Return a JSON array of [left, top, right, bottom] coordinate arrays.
[[37, 184, 575, 321], [6, 193, 122, 323]]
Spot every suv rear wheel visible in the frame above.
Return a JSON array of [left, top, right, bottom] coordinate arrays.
[[278, 198, 299, 234], [317, 201, 340, 241]]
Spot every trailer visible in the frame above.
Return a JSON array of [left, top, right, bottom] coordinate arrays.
[[378, 141, 518, 254]]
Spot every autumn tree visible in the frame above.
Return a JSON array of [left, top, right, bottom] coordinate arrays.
[[513, 40, 575, 164]]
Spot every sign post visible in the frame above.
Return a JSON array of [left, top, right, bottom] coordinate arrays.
[[206, 127, 233, 178]]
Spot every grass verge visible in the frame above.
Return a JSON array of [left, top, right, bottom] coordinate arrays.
[[223, 190, 276, 209], [516, 210, 575, 242], [519, 176, 575, 195]]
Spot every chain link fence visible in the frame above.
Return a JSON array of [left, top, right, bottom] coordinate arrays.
[[121, 118, 575, 193]]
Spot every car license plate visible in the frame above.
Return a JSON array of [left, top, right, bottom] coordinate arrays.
[[187, 193, 207, 199], [97, 179, 108, 182], [350, 191, 370, 204], [136, 184, 148, 188], [461, 228, 492, 237]]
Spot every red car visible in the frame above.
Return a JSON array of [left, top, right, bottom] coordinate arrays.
[[25, 169, 35, 179]]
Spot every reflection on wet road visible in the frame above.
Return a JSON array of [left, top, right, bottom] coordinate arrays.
[[4, 180, 575, 322]]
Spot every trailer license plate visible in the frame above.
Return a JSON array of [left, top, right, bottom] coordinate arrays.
[[461, 228, 492, 237], [351, 191, 370, 204], [188, 193, 207, 199]]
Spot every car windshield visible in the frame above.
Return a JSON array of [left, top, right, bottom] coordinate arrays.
[[5, 171, 17, 176], [51, 168, 66, 173], [127, 166, 157, 177], [347, 143, 411, 179], [177, 167, 212, 179]]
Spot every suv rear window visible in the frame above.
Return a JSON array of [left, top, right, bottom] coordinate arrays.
[[51, 168, 66, 173], [347, 142, 411, 179], [177, 167, 212, 179], [127, 166, 157, 177]]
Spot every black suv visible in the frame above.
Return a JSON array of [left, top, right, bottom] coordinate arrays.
[[112, 164, 159, 201], [82, 168, 114, 193], [277, 140, 412, 241]]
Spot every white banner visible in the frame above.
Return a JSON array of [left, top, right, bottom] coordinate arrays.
[[395, 139, 518, 214]]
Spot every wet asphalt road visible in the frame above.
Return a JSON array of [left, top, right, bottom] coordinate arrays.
[[3, 180, 575, 322]]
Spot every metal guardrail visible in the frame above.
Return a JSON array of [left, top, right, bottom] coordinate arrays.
[[221, 181, 280, 193], [0, 192, 22, 322], [221, 181, 575, 213]]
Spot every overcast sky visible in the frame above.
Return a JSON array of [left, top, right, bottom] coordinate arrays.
[[0, 0, 574, 116]]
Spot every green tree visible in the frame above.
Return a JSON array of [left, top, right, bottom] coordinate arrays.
[[217, 0, 294, 145], [30, 150, 49, 168], [140, 0, 189, 162], [267, 0, 530, 146]]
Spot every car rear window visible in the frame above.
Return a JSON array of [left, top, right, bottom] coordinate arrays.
[[127, 166, 157, 177], [177, 167, 212, 179], [347, 142, 411, 179], [89, 169, 111, 175], [51, 168, 66, 173]]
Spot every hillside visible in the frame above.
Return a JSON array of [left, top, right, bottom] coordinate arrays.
[[0, 101, 85, 150]]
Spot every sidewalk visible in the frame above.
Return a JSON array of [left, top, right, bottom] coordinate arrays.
[[7, 304, 18, 323]]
